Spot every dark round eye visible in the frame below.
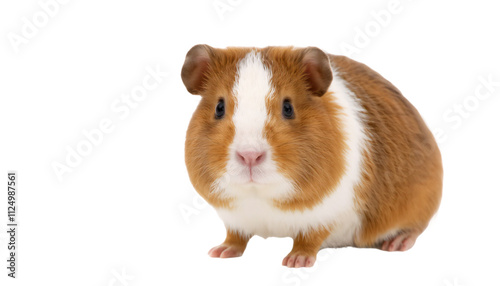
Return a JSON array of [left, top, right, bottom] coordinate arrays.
[[215, 99, 225, 119], [282, 99, 294, 119]]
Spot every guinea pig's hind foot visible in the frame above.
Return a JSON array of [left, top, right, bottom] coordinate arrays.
[[282, 253, 316, 268], [380, 231, 419, 252], [208, 244, 244, 258]]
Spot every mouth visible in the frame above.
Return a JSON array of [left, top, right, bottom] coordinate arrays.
[[241, 167, 260, 184]]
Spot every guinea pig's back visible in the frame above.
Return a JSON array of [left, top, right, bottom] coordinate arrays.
[[329, 55, 443, 247]]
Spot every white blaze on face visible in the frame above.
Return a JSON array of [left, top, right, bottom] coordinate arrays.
[[232, 51, 272, 150], [211, 51, 295, 199]]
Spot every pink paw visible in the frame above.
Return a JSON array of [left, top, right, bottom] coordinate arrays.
[[380, 232, 418, 252], [282, 253, 316, 268], [208, 244, 243, 258]]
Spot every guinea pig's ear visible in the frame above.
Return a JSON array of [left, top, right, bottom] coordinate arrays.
[[181, 44, 214, 95], [301, 47, 333, 96]]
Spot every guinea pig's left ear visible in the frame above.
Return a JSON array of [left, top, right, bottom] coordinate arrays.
[[181, 44, 214, 95], [301, 47, 333, 96]]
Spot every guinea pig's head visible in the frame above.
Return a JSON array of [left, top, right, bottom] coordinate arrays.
[[182, 45, 346, 208]]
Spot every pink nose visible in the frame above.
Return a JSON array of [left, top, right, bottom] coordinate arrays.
[[236, 151, 266, 167]]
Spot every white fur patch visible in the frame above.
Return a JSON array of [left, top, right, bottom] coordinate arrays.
[[215, 54, 368, 247]]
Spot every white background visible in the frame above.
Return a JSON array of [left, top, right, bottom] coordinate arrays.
[[1, 0, 499, 285]]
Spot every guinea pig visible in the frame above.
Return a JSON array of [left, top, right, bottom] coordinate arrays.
[[181, 45, 442, 268]]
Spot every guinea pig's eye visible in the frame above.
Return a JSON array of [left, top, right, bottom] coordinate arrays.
[[282, 99, 295, 119], [215, 99, 225, 119]]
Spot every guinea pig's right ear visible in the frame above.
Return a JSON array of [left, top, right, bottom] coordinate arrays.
[[301, 47, 333, 97], [181, 44, 213, 95]]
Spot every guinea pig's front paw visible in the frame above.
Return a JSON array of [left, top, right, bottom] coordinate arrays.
[[282, 251, 316, 268], [208, 230, 251, 258], [208, 244, 245, 258]]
